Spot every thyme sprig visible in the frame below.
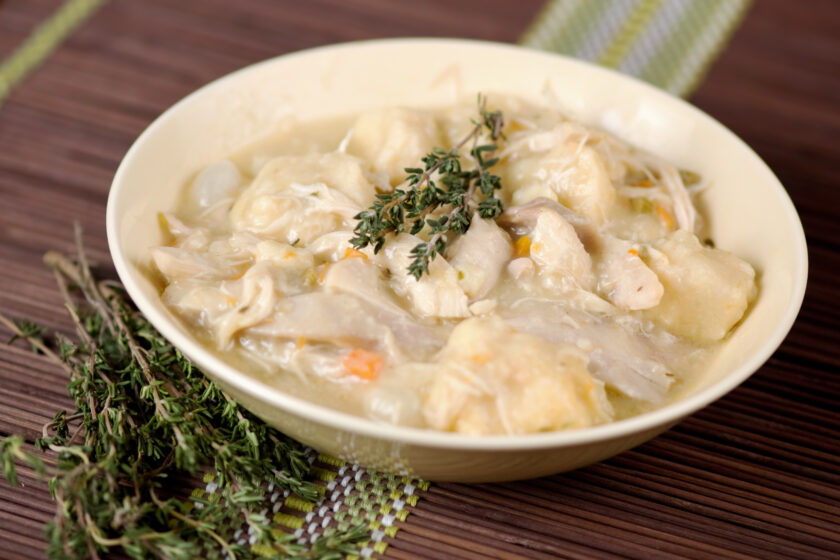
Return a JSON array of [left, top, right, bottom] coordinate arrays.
[[351, 94, 505, 279], [0, 227, 367, 560]]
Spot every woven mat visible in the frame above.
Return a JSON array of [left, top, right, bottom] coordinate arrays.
[[1, 0, 839, 558]]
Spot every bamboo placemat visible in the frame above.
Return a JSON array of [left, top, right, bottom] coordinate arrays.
[[1, 0, 839, 558]]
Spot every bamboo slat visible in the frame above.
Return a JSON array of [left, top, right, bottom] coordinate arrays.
[[0, 0, 838, 558]]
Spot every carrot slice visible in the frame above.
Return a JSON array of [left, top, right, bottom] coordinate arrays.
[[341, 349, 383, 381]]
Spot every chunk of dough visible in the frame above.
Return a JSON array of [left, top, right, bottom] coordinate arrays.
[[643, 230, 756, 342], [420, 316, 612, 435], [505, 142, 615, 224], [230, 152, 376, 244], [346, 107, 442, 186]]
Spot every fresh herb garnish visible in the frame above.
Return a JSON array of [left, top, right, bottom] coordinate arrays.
[[0, 227, 367, 559], [351, 94, 505, 279]]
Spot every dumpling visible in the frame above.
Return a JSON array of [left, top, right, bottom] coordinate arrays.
[[504, 137, 616, 224], [419, 316, 613, 435], [346, 107, 442, 186], [229, 152, 379, 244], [643, 230, 756, 342]]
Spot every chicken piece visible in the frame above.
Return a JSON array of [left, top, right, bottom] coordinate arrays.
[[248, 292, 402, 360], [151, 246, 240, 281], [499, 197, 597, 250], [162, 280, 236, 328], [307, 231, 373, 262], [419, 316, 612, 435], [510, 182, 557, 207], [507, 257, 535, 281], [643, 230, 756, 343], [214, 263, 277, 348], [468, 299, 497, 315], [346, 107, 442, 186], [501, 301, 674, 403], [595, 237, 663, 311], [448, 215, 513, 299], [322, 258, 403, 314], [531, 209, 595, 291], [254, 240, 314, 270], [503, 135, 616, 224], [252, 240, 315, 295], [321, 258, 445, 356], [500, 202, 595, 292], [382, 233, 470, 319], [658, 163, 697, 233]]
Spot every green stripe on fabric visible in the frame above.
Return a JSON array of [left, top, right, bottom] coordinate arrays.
[[519, 0, 585, 51], [552, 0, 617, 60], [675, 0, 752, 96], [598, 0, 663, 68], [637, 0, 722, 92], [519, 0, 752, 97], [0, 0, 108, 107]]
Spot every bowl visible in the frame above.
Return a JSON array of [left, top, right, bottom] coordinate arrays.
[[106, 38, 807, 482]]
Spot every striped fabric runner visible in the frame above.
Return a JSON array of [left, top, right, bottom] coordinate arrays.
[[520, 0, 753, 96], [196, 454, 429, 559]]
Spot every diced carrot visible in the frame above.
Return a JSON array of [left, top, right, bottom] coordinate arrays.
[[632, 179, 655, 187], [514, 235, 532, 258], [341, 349, 383, 381], [342, 247, 368, 261], [296, 336, 306, 349], [656, 204, 674, 229], [627, 248, 639, 257]]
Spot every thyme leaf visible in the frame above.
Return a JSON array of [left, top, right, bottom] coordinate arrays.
[[0, 226, 367, 559], [351, 94, 505, 279]]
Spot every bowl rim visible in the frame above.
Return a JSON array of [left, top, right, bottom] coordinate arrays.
[[107, 37, 809, 451]]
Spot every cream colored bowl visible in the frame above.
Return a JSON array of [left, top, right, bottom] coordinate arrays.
[[106, 39, 807, 482]]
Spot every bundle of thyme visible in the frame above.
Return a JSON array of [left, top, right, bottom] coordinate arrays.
[[0, 228, 367, 559], [351, 94, 505, 279]]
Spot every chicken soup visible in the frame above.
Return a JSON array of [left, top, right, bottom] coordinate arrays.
[[151, 96, 756, 435]]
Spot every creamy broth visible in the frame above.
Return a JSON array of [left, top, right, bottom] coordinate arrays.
[[152, 96, 756, 435]]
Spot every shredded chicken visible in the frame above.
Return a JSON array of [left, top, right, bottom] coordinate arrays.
[[448, 215, 513, 299], [381, 233, 470, 319]]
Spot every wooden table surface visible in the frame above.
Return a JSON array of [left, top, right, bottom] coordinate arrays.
[[1, 1, 838, 558]]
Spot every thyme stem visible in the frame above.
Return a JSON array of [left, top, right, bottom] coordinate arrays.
[[351, 94, 506, 279]]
